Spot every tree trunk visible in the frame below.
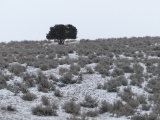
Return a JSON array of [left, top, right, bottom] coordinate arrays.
[[58, 39, 64, 45]]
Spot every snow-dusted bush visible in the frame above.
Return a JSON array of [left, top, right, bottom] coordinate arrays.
[[34, 59, 58, 70], [60, 72, 76, 84], [116, 76, 128, 86], [112, 100, 135, 117], [70, 64, 80, 75], [0, 60, 9, 69], [49, 74, 58, 82], [54, 89, 63, 97], [38, 84, 49, 93], [85, 109, 99, 117], [99, 100, 112, 114], [19, 83, 29, 93], [111, 68, 124, 77], [136, 95, 147, 104], [67, 115, 89, 120], [41, 96, 50, 106], [131, 113, 158, 120], [55, 45, 69, 57], [32, 105, 57, 116], [103, 79, 121, 92], [7, 84, 19, 94], [5, 105, 16, 112], [128, 99, 140, 109], [142, 104, 150, 111], [80, 95, 98, 108], [122, 64, 134, 73], [147, 77, 160, 93], [95, 62, 110, 76], [63, 101, 81, 115], [67, 116, 81, 120], [85, 66, 94, 74], [0, 72, 8, 89], [22, 92, 37, 101], [118, 87, 134, 102], [133, 63, 144, 74], [59, 67, 69, 75], [78, 56, 90, 67], [59, 57, 76, 65], [9, 63, 26, 75], [36, 71, 54, 92], [130, 73, 144, 87]]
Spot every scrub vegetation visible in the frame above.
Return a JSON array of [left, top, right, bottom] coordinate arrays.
[[0, 37, 160, 119]]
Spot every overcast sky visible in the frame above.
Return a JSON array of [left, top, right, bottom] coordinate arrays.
[[0, 0, 160, 42]]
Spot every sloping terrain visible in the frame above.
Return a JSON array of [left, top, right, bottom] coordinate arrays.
[[0, 37, 160, 120]]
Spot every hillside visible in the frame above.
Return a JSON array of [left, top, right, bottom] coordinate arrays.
[[0, 37, 160, 120]]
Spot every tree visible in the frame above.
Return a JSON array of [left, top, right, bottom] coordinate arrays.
[[46, 24, 77, 45]]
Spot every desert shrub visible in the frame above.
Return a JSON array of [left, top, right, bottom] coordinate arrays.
[[41, 96, 50, 106], [131, 113, 158, 120], [142, 104, 150, 111], [131, 115, 146, 120], [32, 105, 57, 116], [70, 64, 80, 75], [59, 67, 69, 75], [128, 98, 139, 109], [132, 63, 144, 74], [104, 79, 121, 92], [85, 109, 99, 117], [23, 73, 36, 87], [6, 105, 16, 111], [36, 71, 53, 91], [116, 76, 128, 86], [81, 95, 98, 108], [47, 53, 56, 60], [77, 73, 83, 84], [119, 92, 132, 103], [122, 65, 134, 73], [61, 72, 76, 84], [54, 89, 63, 97], [118, 87, 135, 103], [67, 116, 81, 120], [19, 83, 29, 93], [95, 62, 110, 76], [112, 100, 135, 117], [38, 84, 48, 93], [63, 101, 81, 115], [22, 92, 37, 101], [147, 77, 160, 93], [78, 56, 91, 67], [99, 100, 112, 114], [33, 59, 58, 70], [0, 60, 9, 69], [136, 95, 147, 104], [9, 63, 26, 75], [0, 72, 8, 89], [130, 73, 144, 87], [97, 83, 103, 89], [85, 66, 94, 74], [55, 46, 68, 57], [49, 74, 58, 82], [146, 65, 157, 75], [152, 100, 160, 114], [7, 84, 19, 94], [111, 68, 124, 77], [67, 115, 89, 120], [148, 94, 160, 104], [59, 56, 76, 65]]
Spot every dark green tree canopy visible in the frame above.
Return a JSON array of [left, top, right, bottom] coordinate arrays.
[[46, 24, 77, 44]]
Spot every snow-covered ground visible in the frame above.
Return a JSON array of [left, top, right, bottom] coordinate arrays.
[[0, 38, 160, 120]]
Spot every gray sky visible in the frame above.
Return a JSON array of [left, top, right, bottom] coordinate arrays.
[[0, 0, 160, 42]]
